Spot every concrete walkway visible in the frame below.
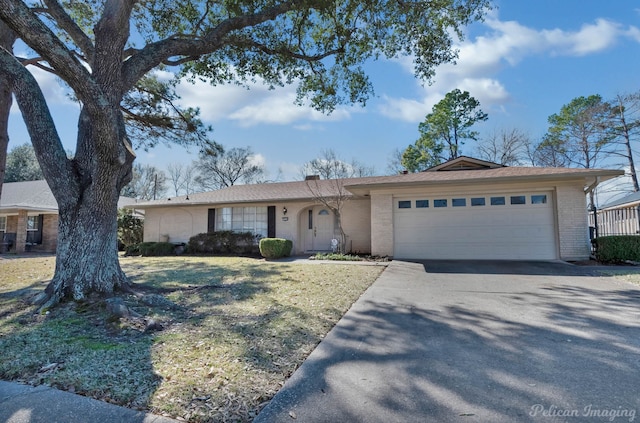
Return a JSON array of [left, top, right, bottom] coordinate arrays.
[[0, 381, 178, 423], [255, 260, 640, 422]]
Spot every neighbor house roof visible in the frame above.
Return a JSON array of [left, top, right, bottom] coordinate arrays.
[[130, 160, 624, 209], [0, 180, 136, 213], [600, 191, 640, 210], [0, 180, 58, 213]]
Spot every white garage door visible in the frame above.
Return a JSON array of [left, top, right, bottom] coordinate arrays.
[[393, 192, 557, 260]]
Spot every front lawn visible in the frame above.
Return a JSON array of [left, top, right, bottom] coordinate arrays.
[[0, 256, 383, 422]]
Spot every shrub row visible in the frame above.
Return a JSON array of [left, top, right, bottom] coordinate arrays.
[[593, 235, 640, 263], [259, 238, 293, 259], [125, 242, 176, 256], [124, 234, 294, 259], [186, 231, 259, 255]]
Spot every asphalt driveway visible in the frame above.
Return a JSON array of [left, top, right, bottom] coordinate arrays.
[[256, 260, 640, 423]]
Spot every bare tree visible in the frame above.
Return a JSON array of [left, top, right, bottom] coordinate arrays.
[[166, 162, 185, 196], [300, 149, 375, 180], [302, 149, 375, 253], [386, 148, 406, 174], [182, 164, 197, 195], [476, 128, 530, 166], [526, 139, 571, 168], [194, 147, 265, 191], [609, 92, 640, 192], [122, 163, 167, 201]]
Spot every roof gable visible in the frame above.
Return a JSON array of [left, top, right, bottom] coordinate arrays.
[[426, 156, 505, 172]]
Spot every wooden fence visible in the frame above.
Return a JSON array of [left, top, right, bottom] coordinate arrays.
[[589, 206, 640, 238]]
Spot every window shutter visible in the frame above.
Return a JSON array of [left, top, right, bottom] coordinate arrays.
[[207, 209, 216, 233], [35, 214, 44, 244], [267, 206, 276, 238]]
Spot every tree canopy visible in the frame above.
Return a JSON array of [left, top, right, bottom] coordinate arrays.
[[537, 95, 613, 169], [401, 89, 487, 172], [3, 142, 44, 182], [194, 146, 265, 190], [0, 0, 491, 308]]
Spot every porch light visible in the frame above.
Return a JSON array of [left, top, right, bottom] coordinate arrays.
[[283, 207, 288, 215]]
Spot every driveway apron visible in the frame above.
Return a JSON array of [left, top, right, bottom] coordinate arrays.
[[256, 260, 640, 423]]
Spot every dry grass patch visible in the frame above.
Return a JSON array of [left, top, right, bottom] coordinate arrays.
[[0, 255, 383, 421], [601, 270, 640, 286]]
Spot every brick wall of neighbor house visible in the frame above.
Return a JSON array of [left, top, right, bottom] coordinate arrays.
[[16, 211, 27, 253], [30, 214, 58, 252], [556, 184, 590, 260], [370, 193, 394, 257]]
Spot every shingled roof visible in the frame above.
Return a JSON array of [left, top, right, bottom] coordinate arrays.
[[130, 177, 381, 208], [0, 180, 58, 212], [131, 164, 624, 208], [1, 180, 137, 213]]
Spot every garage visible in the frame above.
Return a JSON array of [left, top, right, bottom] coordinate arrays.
[[393, 192, 558, 260]]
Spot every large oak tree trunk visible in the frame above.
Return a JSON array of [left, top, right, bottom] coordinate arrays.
[[33, 106, 135, 308], [0, 21, 16, 196], [37, 179, 131, 308]]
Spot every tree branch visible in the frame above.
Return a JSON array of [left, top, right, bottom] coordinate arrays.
[[122, 0, 321, 90], [41, 0, 95, 64], [231, 36, 345, 62], [0, 46, 77, 202], [0, 0, 102, 109]]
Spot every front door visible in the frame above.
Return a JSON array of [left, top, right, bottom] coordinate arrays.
[[306, 206, 335, 251]]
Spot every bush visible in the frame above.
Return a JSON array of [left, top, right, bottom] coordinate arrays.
[[310, 253, 363, 261], [124, 243, 140, 256], [593, 236, 640, 263], [117, 210, 143, 249], [125, 242, 176, 256], [186, 231, 259, 255], [259, 238, 293, 259]]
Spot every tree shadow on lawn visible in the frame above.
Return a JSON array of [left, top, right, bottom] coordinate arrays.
[[0, 258, 340, 422], [257, 280, 640, 422]]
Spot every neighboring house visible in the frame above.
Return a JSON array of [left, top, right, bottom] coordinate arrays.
[[590, 191, 640, 237], [130, 157, 623, 261], [0, 180, 136, 253]]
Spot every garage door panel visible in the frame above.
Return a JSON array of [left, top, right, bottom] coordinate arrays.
[[393, 192, 557, 260]]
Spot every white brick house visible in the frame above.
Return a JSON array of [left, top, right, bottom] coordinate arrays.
[[131, 157, 623, 261]]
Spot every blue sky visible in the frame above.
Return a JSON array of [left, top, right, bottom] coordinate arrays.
[[7, 0, 640, 189]]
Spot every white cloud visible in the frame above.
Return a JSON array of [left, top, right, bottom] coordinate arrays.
[[248, 153, 266, 167], [380, 15, 640, 123], [377, 95, 434, 122], [173, 74, 352, 127], [10, 66, 74, 116]]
